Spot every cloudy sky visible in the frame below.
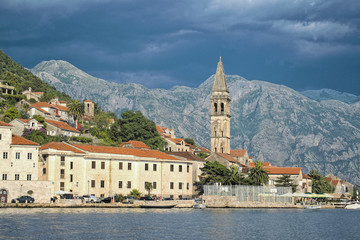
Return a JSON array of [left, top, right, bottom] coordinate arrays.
[[1, 0, 359, 94]]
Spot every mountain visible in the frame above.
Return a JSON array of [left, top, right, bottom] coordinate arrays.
[[301, 88, 360, 104], [31, 60, 360, 185], [0, 50, 71, 101]]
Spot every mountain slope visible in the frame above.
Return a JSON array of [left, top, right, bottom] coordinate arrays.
[[31, 60, 360, 184]]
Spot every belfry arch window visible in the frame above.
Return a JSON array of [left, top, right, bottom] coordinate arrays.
[[221, 103, 224, 113], [214, 103, 218, 113]]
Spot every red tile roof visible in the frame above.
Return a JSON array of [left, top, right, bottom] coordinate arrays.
[[72, 144, 181, 160], [45, 119, 80, 132], [40, 142, 85, 153], [54, 105, 68, 111], [17, 119, 32, 123], [30, 102, 55, 108], [217, 153, 239, 163], [303, 174, 312, 179], [12, 134, 39, 145], [169, 152, 205, 161], [263, 166, 301, 175], [0, 121, 13, 127], [120, 140, 151, 149], [248, 162, 271, 168], [199, 147, 210, 153], [230, 149, 247, 157]]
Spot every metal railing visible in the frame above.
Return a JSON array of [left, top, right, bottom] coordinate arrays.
[[203, 185, 293, 203]]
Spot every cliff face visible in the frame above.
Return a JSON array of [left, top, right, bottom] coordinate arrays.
[[32, 60, 360, 184]]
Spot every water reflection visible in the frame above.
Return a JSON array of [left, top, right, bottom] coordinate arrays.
[[0, 208, 359, 240]]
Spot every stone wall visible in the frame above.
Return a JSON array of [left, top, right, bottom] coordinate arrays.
[[203, 195, 296, 208], [0, 180, 52, 203]]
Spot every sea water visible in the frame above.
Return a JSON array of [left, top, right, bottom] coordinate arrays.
[[0, 208, 359, 240]]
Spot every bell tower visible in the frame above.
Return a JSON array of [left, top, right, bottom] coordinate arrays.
[[210, 57, 231, 154]]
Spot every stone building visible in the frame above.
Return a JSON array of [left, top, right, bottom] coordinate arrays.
[[44, 119, 80, 137], [0, 80, 15, 95], [9, 118, 44, 136], [22, 87, 44, 101], [210, 57, 231, 154], [84, 99, 95, 117], [39, 142, 194, 199], [0, 121, 51, 203]]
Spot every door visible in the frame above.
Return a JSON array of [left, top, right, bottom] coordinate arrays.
[[0, 189, 8, 203]]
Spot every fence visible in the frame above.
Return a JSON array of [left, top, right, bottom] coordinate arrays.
[[203, 185, 293, 203]]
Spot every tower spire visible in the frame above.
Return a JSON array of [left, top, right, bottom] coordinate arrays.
[[212, 57, 229, 93]]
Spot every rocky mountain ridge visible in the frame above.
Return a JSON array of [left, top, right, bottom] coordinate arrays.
[[31, 60, 360, 184]]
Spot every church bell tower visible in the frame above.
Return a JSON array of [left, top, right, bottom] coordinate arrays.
[[210, 57, 231, 154]]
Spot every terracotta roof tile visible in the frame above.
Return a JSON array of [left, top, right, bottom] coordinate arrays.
[[263, 166, 301, 175], [72, 144, 181, 160], [217, 153, 239, 163], [120, 140, 151, 149], [12, 134, 39, 145], [0, 121, 13, 127], [230, 149, 247, 157], [248, 162, 271, 168], [30, 102, 55, 108], [54, 105, 68, 111], [169, 152, 205, 161], [199, 147, 210, 153], [45, 119, 80, 132], [303, 174, 312, 179], [40, 142, 85, 153], [17, 119, 32, 123]]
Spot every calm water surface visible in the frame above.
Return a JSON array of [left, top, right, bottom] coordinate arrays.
[[0, 208, 359, 240]]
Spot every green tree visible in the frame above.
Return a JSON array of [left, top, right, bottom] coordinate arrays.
[[309, 170, 335, 193], [129, 189, 142, 199], [33, 115, 47, 128], [117, 110, 167, 150], [67, 100, 84, 129], [2, 106, 21, 122], [196, 152, 209, 159], [145, 182, 153, 196], [275, 175, 297, 193], [184, 138, 196, 146], [248, 161, 269, 186]]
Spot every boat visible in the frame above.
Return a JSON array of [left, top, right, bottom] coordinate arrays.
[[193, 198, 206, 209], [303, 205, 321, 209], [344, 203, 360, 209], [139, 204, 176, 209]]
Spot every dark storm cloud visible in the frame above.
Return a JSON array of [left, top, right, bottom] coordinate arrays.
[[0, 0, 359, 93]]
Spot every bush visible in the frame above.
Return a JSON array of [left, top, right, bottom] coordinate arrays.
[[70, 136, 93, 143]]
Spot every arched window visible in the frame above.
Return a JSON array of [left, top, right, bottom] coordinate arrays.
[[214, 103, 218, 113], [221, 147, 224, 153], [221, 103, 224, 113]]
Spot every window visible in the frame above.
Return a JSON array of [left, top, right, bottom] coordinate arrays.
[[27, 153, 32, 160], [0, 134, 1, 140], [16, 152, 20, 159], [170, 164, 174, 172], [128, 163, 132, 170], [145, 163, 149, 171], [221, 102, 224, 113], [33, 163, 35, 168], [153, 164, 157, 171], [91, 180, 95, 188], [214, 103, 217, 113], [3, 152, 8, 159], [10, 162, 13, 167], [70, 174, 73, 182], [2, 174, 7, 180], [15, 174, 19, 180], [70, 162, 73, 170], [187, 165, 190, 173], [92, 161, 96, 169], [187, 183, 189, 190], [179, 182, 183, 190], [119, 162, 123, 170], [100, 180, 105, 188], [60, 169, 65, 179], [27, 174, 31, 181], [153, 182, 157, 189], [118, 181, 123, 188], [101, 162, 105, 169], [60, 182, 65, 191], [43, 168, 46, 174], [179, 165, 182, 172], [127, 181, 131, 189], [60, 156, 65, 166], [100, 194, 104, 198], [170, 182, 174, 189]]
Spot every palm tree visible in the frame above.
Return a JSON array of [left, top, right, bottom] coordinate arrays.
[[145, 182, 153, 196], [248, 161, 269, 186], [67, 100, 84, 129]]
